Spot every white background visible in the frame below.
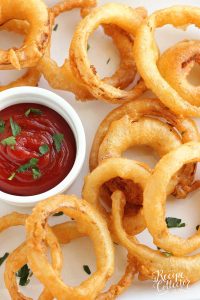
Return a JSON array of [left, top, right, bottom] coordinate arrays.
[[0, 0, 200, 299]]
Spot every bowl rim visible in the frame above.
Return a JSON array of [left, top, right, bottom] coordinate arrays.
[[0, 86, 86, 206]]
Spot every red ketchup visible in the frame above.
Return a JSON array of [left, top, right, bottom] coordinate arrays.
[[0, 103, 76, 196]]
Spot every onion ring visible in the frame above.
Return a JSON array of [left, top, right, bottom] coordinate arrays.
[[53, 222, 138, 300], [0, 20, 41, 90], [0, 213, 62, 300], [98, 116, 181, 161], [96, 255, 137, 300], [0, 0, 50, 70], [158, 40, 200, 106], [39, 1, 144, 101], [4, 216, 134, 300], [90, 98, 200, 199], [134, 6, 200, 116], [82, 158, 151, 236], [5, 221, 83, 300], [38, 0, 96, 100], [69, 3, 147, 104], [143, 142, 200, 255], [111, 189, 200, 284], [26, 195, 114, 300]]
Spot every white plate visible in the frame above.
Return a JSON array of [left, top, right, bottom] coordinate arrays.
[[0, 0, 200, 299]]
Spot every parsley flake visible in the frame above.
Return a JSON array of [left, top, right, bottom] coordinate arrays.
[[8, 172, 16, 181], [32, 167, 41, 179], [0, 252, 9, 266], [165, 217, 185, 228], [157, 247, 172, 257], [25, 108, 42, 117], [53, 133, 64, 152], [83, 265, 91, 275], [1, 136, 16, 147], [162, 252, 172, 257], [87, 43, 90, 51], [16, 264, 32, 286], [10, 117, 21, 137], [0, 119, 5, 133], [39, 144, 49, 155], [53, 211, 64, 216], [17, 158, 41, 180], [106, 58, 111, 64], [53, 24, 58, 31], [17, 158, 39, 173]]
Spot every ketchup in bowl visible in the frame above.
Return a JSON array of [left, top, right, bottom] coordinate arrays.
[[0, 103, 76, 196]]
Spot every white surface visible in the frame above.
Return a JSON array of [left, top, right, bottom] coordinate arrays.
[[0, 87, 86, 206], [0, 0, 200, 299]]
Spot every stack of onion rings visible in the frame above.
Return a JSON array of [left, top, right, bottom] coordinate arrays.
[[2, 195, 136, 300], [83, 158, 151, 236], [26, 195, 114, 300], [89, 98, 200, 201]]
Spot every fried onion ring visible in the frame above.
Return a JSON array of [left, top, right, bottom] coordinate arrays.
[[96, 254, 137, 300], [98, 116, 181, 161], [38, 0, 96, 100], [26, 195, 114, 300], [53, 222, 138, 300], [4, 214, 135, 300], [0, 20, 41, 90], [0, 0, 50, 70], [39, 1, 143, 101], [134, 6, 200, 116], [69, 3, 147, 104], [158, 40, 200, 106], [111, 189, 200, 284], [0, 213, 62, 300], [143, 142, 200, 255], [83, 158, 151, 236]]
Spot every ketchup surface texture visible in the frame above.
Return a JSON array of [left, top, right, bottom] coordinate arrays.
[[0, 103, 76, 196]]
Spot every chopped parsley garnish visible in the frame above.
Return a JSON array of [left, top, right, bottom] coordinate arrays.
[[87, 43, 90, 51], [53, 211, 64, 216], [106, 58, 111, 64], [25, 108, 42, 117], [162, 252, 172, 257], [17, 158, 39, 173], [196, 225, 200, 231], [53, 24, 58, 31], [83, 265, 91, 275], [39, 144, 49, 155], [1, 136, 16, 147], [10, 117, 21, 137], [0, 119, 5, 133], [32, 167, 41, 179], [8, 172, 16, 181], [0, 252, 9, 266], [16, 264, 33, 286], [8, 158, 41, 181], [53, 133, 64, 152], [157, 247, 172, 257], [165, 217, 185, 228]]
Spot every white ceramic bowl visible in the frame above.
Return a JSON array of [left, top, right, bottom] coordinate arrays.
[[0, 87, 86, 207]]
